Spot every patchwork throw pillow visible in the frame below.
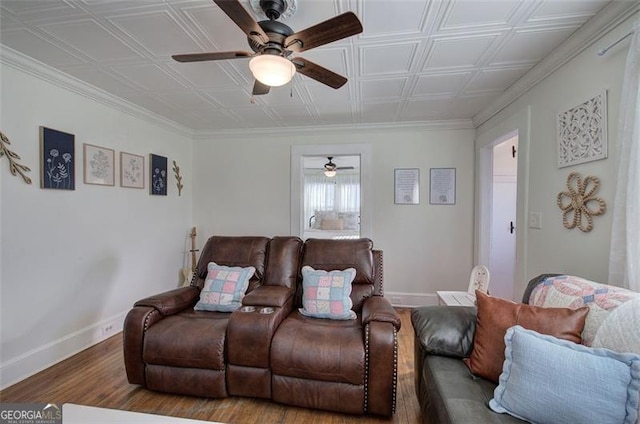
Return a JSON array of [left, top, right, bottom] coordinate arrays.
[[490, 325, 640, 424], [465, 291, 588, 383], [529, 274, 639, 345], [194, 262, 255, 312], [299, 265, 357, 320]]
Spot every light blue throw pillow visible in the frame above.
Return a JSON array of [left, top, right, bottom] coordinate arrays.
[[194, 262, 255, 312], [299, 266, 357, 320], [489, 325, 640, 424]]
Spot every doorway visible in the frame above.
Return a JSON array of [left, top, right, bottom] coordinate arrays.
[[301, 155, 361, 240], [489, 134, 518, 300], [290, 144, 372, 239]]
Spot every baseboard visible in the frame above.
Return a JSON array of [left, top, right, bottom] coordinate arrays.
[[386, 292, 438, 308], [0, 310, 128, 390]]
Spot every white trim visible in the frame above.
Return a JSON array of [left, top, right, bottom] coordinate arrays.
[[0, 46, 191, 138], [386, 292, 438, 308], [475, 107, 531, 301], [473, 1, 640, 127], [291, 144, 373, 240], [0, 310, 127, 390], [193, 119, 474, 140]]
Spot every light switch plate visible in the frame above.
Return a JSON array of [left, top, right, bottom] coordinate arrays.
[[529, 212, 542, 229]]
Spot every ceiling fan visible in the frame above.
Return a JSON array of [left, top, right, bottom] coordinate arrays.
[[171, 0, 363, 96], [322, 157, 354, 177]]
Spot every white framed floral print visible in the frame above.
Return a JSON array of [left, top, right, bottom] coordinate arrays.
[[120, 151, 145, 189], [83, 143, 114, 186]]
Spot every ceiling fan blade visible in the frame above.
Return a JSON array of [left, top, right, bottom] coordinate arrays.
[[284, 12, 363, 53], [293, 57, 347, 89], [337, 166, 355, 170], [172, 51, 252, 62], [252, 80, 270, 95], [213, 0, 268, 45]]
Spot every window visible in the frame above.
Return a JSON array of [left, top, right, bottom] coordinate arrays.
[[304, 169, 360, 229]]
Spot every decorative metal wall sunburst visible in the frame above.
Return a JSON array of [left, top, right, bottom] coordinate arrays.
[[556, 172, 606, 232]]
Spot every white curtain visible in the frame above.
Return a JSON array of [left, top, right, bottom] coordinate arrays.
[[304, 172, 360, 225], [609, 21, 640, 291]]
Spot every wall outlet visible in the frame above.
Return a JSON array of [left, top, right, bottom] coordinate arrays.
[[101, 323, 115, 337], [390, 296, 402, 305]]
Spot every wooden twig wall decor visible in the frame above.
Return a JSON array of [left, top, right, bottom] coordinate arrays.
[[0, 130, 32, 184], [172, 160, 183, 196]]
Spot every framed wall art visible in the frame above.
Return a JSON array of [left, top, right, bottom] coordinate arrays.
[[150, 153, 167, 196], [83, 143, 115, 186], [430, 168, 456, 205], [394, 168, 420, 205], [557, 90, 608, 168], [40, 126, 75, 190], [120, 151, 145, 189]]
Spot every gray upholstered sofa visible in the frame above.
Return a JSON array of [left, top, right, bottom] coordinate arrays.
[[411, 274, 640, 424]]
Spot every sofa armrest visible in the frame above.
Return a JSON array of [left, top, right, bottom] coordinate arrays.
[[522, 273, 561, 304], [242, 285, 294, 308], [362, 296, 401, 416], [123, 305, 163, 384], [134, 286, 200, 315], [411, 305, 476, 358], [362, 295, 401, 330]]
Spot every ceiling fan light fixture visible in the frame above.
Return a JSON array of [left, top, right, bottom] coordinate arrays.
[[324, 169, 337, 178], [249, 55, 296, 87]]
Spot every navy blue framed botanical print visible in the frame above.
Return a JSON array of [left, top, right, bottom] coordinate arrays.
[[40, 126, 75, 190], [150, 154, 167, 196]]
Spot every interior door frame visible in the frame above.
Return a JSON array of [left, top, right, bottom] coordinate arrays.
[[475, 107, 531, 300], [291, 143, 373, 239]]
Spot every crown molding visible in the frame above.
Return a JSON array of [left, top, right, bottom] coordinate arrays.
[[0, 45, 192, 138], [192, 118, 475, 141], [0, 44, 474, 140], [472, 1, 640, 127]]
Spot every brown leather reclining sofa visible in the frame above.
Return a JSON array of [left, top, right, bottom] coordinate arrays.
[[123, 235, 401, 416]]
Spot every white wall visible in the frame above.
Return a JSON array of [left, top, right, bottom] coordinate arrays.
[[193, 126, 476, 306], [476, 14, 636, 298], [0, 59, 193, 388]]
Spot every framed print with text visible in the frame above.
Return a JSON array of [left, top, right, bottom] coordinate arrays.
[[430, 168, 456, 205], [394, 168, 419, 205]]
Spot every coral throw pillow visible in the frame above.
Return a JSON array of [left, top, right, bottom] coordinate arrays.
[[194, 262, 255, 312], [299, 266, 357, 320], [465, 291, 588, 383]]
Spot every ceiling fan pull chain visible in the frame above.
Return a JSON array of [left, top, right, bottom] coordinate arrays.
[[290, 64, 294, 97]]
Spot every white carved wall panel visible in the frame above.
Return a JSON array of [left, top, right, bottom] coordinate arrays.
[[557, 90, 608, 168]]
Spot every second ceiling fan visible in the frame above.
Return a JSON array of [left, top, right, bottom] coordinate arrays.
[[322, 157, 354, 177], [172, 0, 363, 96]]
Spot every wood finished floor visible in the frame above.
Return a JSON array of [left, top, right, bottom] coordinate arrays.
[[0, 309, 421, 424]]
